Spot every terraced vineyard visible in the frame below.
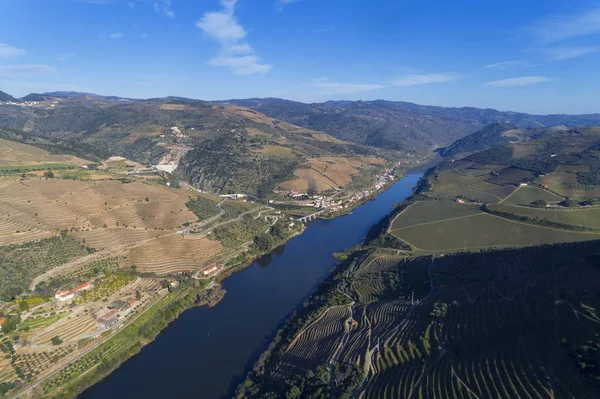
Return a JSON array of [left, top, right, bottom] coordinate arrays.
[[241, 242, 600, 399], [126, 235, 223, 273]]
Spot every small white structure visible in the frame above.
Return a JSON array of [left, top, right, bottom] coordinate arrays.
[[203, 265, 219, 276], [55, 282, 92, 301], [55, 290, 74, 301]]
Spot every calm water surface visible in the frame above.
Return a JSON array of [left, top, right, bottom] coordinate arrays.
[[80, 171, 425, 399]]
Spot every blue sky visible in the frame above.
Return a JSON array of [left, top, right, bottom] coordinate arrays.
[[1, 0, 599, 114]]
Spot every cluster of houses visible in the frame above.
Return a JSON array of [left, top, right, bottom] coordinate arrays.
[[54, 282, 92, 302], [0, 100, 53, 108], [97, 299, 138, 330]]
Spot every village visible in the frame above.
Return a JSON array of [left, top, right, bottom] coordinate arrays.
[[273, 157, 421, 214]]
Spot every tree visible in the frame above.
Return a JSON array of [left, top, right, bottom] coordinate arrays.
[[51, 336, 63, 346], [1, 315, 20, 334], [560, 199, 581, 208], [18, 301, 29, 312], [254, 234, 274, 252], [136, 290, 142, 301], [43, 171, 54, 179], [530, 200, 548, 208]]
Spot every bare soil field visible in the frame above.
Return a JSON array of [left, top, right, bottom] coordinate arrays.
[[0, 138, 89, 167], [125, 234, 223, 274]]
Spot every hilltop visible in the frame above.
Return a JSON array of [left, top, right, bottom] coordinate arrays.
[[223, 98, 600, 153]]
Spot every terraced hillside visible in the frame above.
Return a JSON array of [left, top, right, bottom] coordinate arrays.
[[237, 128, 600, 399], [0, 134, 302, 399]]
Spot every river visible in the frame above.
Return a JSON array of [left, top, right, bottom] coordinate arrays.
[[79, 168, 429, 399]]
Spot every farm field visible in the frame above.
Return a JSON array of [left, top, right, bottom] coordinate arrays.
[[391, 213, 600, 251], [0, 138, 90, 167], [540, 170, 600, 198], [126, 235, 223, 274], [280, 156, 384, 193], [390, 201, 482, 230], [488, 203, 600, 229], [501, 186, 564, 205]]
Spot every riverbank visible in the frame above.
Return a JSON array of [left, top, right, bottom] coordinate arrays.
[[75, 169, 426, 399]]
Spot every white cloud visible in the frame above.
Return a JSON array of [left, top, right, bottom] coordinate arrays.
[[316, 82, 385, 95], [153, 0, 174, 18], [0, 64, 57, 76], [391, 73, 461, 87], [530, 8, 600, 43], [544, 46, 596, 60], [484, 61, 522, 69], [486, 76, 549, 87], [196, 0, 271, 75], [110, 32, 124, 39], [276, 0, 300, 11], [0, 43, 27, 59]]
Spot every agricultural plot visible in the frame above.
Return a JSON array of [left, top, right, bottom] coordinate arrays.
[[0, 234, 91, 299], [32, 314, 97, 346], [0, 138, 89, 167], [488, 203, 600, 229], [281, 156, 384, 193], [429, 168, 516, 203], [541, 171, 600, 198], [390, 201, 482, 231], [273, 305, 351, 382], [360, 243, 600, 399], [70, 228, 165, 250], [391, 213, 600, 251], [501, 186, 563, 205], [125, 235, 223, 274], [79, 274, 136, 303], [486, 166, 536, 186]]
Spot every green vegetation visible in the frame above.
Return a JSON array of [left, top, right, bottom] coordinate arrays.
[[0, 164, 75, 173], [20, 314, 66, 331], [502, 186, 563, 205], [0, 233, 92, 300], [221, 200, 259, 218], [185, 195, 220, 221]]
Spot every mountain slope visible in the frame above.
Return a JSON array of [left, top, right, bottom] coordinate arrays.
[[224, 98, 600, 154], [0, 94, 397, 197], [0, 90, 18, 102], [224, 98, 479, 154], [439, 122, 517, 157]]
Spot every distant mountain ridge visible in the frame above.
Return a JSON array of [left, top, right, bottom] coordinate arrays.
[[221, 98, 600, 153], [3, 88, 600, 156]]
